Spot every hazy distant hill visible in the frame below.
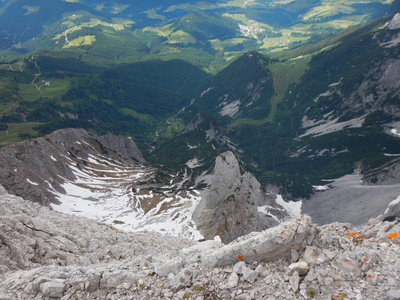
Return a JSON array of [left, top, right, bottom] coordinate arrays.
[[0, 0, 398, 70]]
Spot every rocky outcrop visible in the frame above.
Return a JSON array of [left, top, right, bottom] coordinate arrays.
[[193, 151, 278, 243], [0, 128, 145, 206], [1, 185, 400, 300], [388, 13, 400, 30], [364, 157, 400, 185]]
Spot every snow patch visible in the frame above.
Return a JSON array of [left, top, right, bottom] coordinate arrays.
[[384, 153, 400, 157], [187, 143, 198, 149], [51, 155, 57, 162], [313, 185, 330, 191], [275, 195, 302, 218], [27, 178, 39, 186], [391, 128, 400, 137], [186, 158, 203, 169], [258, 205, 282, 223], [51, 152, 203, 240]]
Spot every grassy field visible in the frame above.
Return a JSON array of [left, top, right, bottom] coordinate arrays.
[[143, 9, 165, 20], [22, 6, 39, 16], [17, 76, 70, 101], [0, 122, 42, 147], [209, 38, 248, 51], [228, 55, 310, 128], [167, 30, 197, 44], [120, 108, 156, 122], [158, 118, 185, 140], [68, 35, 96, 47]]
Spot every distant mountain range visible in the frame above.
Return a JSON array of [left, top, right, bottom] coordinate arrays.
[[0, 0, 400, 221], [1, 0, 399, 69]]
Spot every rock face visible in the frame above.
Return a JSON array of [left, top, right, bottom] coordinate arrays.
[[0, 128, 144, 206], [388, 13, 400, 30], [193, 151, 278, 243], [1, 185, 400, 300]]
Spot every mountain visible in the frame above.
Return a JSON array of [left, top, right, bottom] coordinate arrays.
[[176, 13, 400, 202], [0, 128, 287, 242], [1, 5, 400, 300], [0, 58, 210, 148], [2, 13, 400, 222], [1, 186, 400, 299], [0, 0, 397, 70]]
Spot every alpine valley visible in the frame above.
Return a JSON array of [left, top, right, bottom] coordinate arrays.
[[1, 1, 400, 299]]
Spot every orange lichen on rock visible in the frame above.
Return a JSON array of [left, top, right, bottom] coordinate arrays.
[[346, 232, 358, 237], [388, 232, 399, 240], [237, 255, 244, 261]]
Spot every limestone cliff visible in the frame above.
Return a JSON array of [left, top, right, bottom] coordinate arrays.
[[193, 151, 278, 243]]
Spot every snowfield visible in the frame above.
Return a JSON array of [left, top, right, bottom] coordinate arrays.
[[51, 152, 203, 240]]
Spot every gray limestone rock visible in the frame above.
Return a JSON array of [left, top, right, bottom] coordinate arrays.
[[288, 261, 309, 276], [389, 13, 400, 30], [193, 151, 278, 243], [289, 271, 300, 292], [1, 182, 400, 300], [225, 272, 239, 289], [40, 280, 65, 298], [233, 261, 246, 275], [291, 249, 300, 262], [303, 246, 318, 266], [387, 290, 400, 300], [0, 128, 145, 206], [241, 266, 258, 283]]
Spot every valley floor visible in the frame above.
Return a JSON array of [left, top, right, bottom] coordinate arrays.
[[303, 173, 400, 226]]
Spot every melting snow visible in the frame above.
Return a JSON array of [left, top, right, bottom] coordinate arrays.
[[313, 185, 330, 191], [51, 152, 203, 240], [391, 128, 400, 137], [26, 178, 39, 186], [258, 205, 282, 223], [275, 195, 302, 218], [187, 143, 198, 149], [186, 158, 203, 169]]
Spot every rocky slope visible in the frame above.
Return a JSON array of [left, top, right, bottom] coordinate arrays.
[[1, 184, 400, 300], [0, 128, 285, 241], [0, 128, 144, 206]]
